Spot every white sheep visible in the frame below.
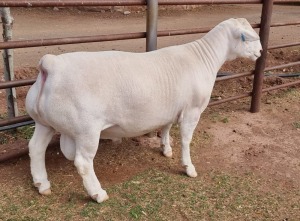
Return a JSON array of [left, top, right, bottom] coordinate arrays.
[[26, 18, 262, 203]]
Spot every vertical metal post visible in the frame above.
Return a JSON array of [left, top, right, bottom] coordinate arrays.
[[145, 0, 158, 138], [146, 0, 158, 52], [1, 7, 18, 118], [250, 0, 273, 113]]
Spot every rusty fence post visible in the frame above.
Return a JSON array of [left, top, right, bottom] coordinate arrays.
[[145, 0, 158, 138], [250, 0, 273, 113], [146, 0, 158, 52], [1, 7, 18, 118]]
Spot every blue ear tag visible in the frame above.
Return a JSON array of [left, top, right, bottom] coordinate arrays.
[[241, 33, 246, 42]]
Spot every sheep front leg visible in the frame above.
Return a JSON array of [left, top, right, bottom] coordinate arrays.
[[29, 122, 54, 195], [74, 132, 109, 203], [180, 109, 201, 178], [161, 123, 173, 158]]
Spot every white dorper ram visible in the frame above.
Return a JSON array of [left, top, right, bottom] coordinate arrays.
[[26, 18, 262, 203]]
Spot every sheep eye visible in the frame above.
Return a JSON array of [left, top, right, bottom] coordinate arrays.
[[241, 33, 246, 42]]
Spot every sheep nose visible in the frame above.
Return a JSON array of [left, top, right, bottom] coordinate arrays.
[[260, 49, 263, 54]]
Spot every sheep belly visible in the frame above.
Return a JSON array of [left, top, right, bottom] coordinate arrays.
[[100, 125, 152, 139], [100, 121, 169, 139]]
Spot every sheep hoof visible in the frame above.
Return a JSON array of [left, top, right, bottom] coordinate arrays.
[[40, 188, 52, 196], [34, 182, 51, 195], [163, 150, 173, 158], [186, 166, 198, 178], [92, 190, 109, 203]]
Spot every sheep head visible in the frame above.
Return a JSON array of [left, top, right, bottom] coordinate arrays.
[[226, 18, 262, 61]]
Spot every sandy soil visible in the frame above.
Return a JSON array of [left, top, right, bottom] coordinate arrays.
[[0, 4, 299, 206]]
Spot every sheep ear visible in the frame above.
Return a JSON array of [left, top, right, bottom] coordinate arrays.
[[241, 29, 260, 42]]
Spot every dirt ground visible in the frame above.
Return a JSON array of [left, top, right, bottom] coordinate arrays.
[[0, 4, 300, 220]]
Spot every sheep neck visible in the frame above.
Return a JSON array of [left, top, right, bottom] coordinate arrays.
[[193, 25, 231, 79]]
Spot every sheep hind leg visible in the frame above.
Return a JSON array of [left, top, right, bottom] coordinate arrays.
[[161, 123, 173, 158], [180, 110, 201, 178], [74, 130, 109, 203], [29, 122, 55, 195]]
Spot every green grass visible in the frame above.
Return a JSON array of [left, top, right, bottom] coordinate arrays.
[[210, 112, 229, 123], [0, 134, 9, 144], [17, 125, 35, 140], [292, 121, 300, 129], [270, 87, 300, 100], [1, 169, 299, 221], [0, 125, 35, 144]]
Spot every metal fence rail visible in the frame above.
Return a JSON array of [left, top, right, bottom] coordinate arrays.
[[0, 0, 300, 131], [0, 0, 298, 7], [0, 0, 263, 7], [0, 22, 300, 50]]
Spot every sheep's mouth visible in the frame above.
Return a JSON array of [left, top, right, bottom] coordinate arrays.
[[253, 53, 261, 59], [250, 53, 261, 61]]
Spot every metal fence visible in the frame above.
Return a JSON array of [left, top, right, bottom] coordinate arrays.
[[0, 0, 300, 131]]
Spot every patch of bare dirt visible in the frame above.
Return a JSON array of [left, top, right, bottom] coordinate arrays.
[[198, 98, 300, 188], [0, 4, 299, 200]]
